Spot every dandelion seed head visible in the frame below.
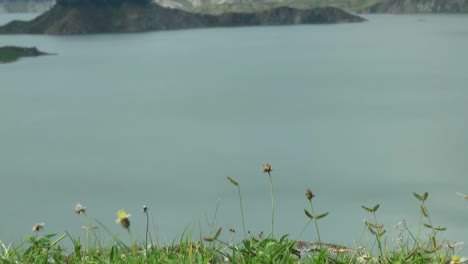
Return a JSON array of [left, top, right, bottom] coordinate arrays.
[[32, 223, 44, 233], [262, 162, 272, 173], [74, 203, 86, 215]]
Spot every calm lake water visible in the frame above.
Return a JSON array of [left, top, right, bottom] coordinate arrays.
[[1, 13, 467, 251]]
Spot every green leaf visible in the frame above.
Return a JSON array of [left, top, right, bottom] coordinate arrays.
[[377, 229, 386, 237], [434, 226, 447, 231], [424, 223, 433, 229], [422, 192, 429, 201], [110, 245, 118, 261], [304, 209, 313, 219], [413, 192, 423, 201], [214, 227, 222, 240], [367, 226, 377, 235], [316, 212, 329, 219], [361, 205, 373, 212], [372, 204, 380, 212], [227, 176, 239, 186]]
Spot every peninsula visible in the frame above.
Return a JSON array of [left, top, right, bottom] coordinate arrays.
[[0, 46, 50, 63], [0, 0, 365, 35]]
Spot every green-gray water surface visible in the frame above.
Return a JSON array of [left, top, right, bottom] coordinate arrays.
[[1, 14, 468, 251]]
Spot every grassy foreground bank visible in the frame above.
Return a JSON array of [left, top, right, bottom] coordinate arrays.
[[1, 163, 466, 263]]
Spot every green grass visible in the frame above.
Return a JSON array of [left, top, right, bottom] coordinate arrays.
[[0, 164, 466, 263]]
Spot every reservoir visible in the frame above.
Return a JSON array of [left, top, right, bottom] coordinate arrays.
[[1, 13, 467, 251]]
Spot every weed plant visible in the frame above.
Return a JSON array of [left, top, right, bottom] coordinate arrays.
[[0, 163, 466, 263]]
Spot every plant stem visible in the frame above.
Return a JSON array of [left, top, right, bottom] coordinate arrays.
[[372, 212, 383, 258], [237, 185, 247, 239], [309, 200, 322, 247], [83, 213, 102, 250], [295, 219, 312, 241], [145, 210, 149, 263], [268, 171, 275, 237]]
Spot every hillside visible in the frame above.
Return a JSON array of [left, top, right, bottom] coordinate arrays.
[[0, 0, 54, 13], [363, 0, 468, 13], [1, 0, 467, 14], [0, 1, 365, 35], [152, 0, 468, 13]]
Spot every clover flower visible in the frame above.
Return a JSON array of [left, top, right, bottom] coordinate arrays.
[[262, 162, 272, 173], [116, 210, 131, 229], [32, 223, 44, 233], [74, 203, 87, 215]]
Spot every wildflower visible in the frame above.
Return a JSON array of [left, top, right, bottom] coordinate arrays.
[[32, 223, 44, 233], [262, 162, 272, 173], [143, 205, 148, 213], [305, 188, 315, 200], [357, 255, 377, 263], [259, 231, 264, 239], [74, 203, 86, 215], [451, 255, 468, 264], [116, 210, 131, 229]]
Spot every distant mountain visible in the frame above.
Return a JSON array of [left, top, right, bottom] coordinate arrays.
[[153, 0, 468, 13], [152, 0, 379, 14], [1, 0, 467, 14], [0, 0, 54, 13], [0, 1, 365, 35], [363, 0, 468, 13]]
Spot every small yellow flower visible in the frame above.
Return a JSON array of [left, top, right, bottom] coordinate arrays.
[[262, 162, 272, 173], [32, 223, 44, 233], [116, 210, 131, 229], [74, 203, 86, 215], [451, 255, 468, 264]]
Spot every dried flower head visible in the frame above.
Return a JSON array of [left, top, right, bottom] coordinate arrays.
[[143, 205, 148, 213], [81, 226, 98, 231], [262, 162, 272, 173], [116, 210, 131, 229], [306, 188, 315, 200], [74, 203, 86, 215], [32, 223, 44, 233]]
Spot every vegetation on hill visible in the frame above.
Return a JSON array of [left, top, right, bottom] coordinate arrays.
[[177, 0, 381, 15], [56, 0, 152, 6], [154, 0, 468, 14]]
